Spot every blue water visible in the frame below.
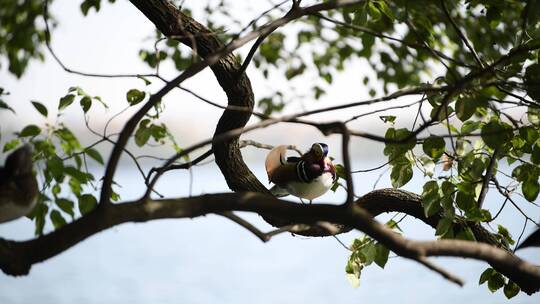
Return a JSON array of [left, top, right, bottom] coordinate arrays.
[[1, 160, 539, 303]]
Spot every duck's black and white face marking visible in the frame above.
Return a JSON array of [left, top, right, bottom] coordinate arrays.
[[310, 143, 328, 160]]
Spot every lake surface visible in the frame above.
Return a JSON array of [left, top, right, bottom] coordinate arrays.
[[1, 161, 539, 303]]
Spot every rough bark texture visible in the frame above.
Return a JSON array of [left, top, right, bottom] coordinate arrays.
[[131, 0, 266, 193]]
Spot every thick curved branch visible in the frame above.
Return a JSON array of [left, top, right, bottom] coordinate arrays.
[[128, 0, 370, 234], [1, 190, 539, 294]]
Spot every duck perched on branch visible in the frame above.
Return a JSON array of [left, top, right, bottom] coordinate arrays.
[[265, 143, 337, 200], [0, 145, 38, 223]]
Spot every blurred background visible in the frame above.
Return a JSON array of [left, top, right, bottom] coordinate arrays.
[[1, 1, 539, 303]]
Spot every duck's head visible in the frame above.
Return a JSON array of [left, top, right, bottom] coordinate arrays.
[[307, 143, 328, 162]]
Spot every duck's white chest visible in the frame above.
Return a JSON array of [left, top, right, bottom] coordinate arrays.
[[0, 199, 37, 223], [286, 172, 334, 200]]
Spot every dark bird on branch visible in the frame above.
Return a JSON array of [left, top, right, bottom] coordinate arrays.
[[265, 143, 336, 200], [0, 145, 38, 223]]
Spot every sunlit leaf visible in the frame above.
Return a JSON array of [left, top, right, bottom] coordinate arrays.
[[31, 101, 48, 117]]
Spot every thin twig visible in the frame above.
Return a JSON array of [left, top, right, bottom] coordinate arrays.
[[352, 160, 390, 173], [477, 149, 498, 209], [43, 0, 157, 79], [418, 257, 465, 287], [218, 211, 269, 242], [440, 0, 484, 67], [514, 218, 529, 253], [218, 211, 304, 242], [239, 139, 303, 155], [492, 177, 540, 226]]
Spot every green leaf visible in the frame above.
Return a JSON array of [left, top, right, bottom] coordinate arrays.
[[440, 196, 455, 219], [385, 219, 403, 232], [497, 225, 515, 245], [422, 136, 445, 159], [435, 218, 453, 236], [522, 179, 540, 202], [31, 101, 48, 117], [79, 194, 97, 215], [367, 2, 382, 20], [461, 121, 481, 134], [80, 96, 92, 113], [487, 271, 505, 292], [47, 155, 65, 182], [519, 126, 539, 145], [85, 148, 104, 165], [455, 96, 487, 122], [68, 86, 86, 96], [56, 198, 75, 218], [379, 115, 396, 123], [419, 156, 435, 177], [0, 99, 15, 113], [503, 281, 520, 299], [54, 127, 82, 154], [532, 144, 540, 165], [126, 89, 146, 105], [376, 1, 394, 20], [69, 178, 82, 196], [456, 226, 476, 241], [527, 107, 540, 126], [150, 124, 167, 142], [28, 203, 48, 235], [384, 128, 416, 159], [421, 181, 441, 217], [50, 210, 67, 229], [479, 268, 494, 285], [64, 166, 93, 183], [465, 208, 492, 222], [525, 63, 540, 102], [135, 124, 152, 146], [58, 94, 76, 110], [455, 97, 475, 121], [481, 120, 512, 149], [441, 181, 456, 195], [390, 163, 413, 188], [374, 243, 389, 268], [362, 242, 377, 265], [3, 139, 21, 152], [19, 124, 41, 137], [456, 192, 475, 212]]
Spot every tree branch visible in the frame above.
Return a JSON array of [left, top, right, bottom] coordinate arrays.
[[1, 190, 539, 293]]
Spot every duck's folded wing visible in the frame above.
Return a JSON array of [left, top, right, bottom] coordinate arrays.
[[268, 163, 300, 187]]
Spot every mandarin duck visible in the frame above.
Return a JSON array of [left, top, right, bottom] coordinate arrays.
[[0, 145, 38, 223], [265, 143, 337, 200]]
